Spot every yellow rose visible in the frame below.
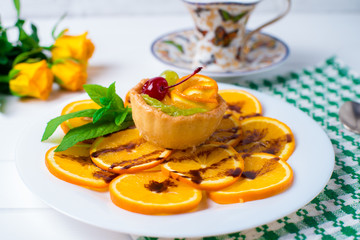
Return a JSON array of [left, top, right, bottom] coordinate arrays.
[[52, 31, 95, 63], [10, 60, 53, 100], [52, 60, 87, 91]]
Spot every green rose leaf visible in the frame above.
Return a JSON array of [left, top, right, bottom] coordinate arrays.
[[13, 0, 21, 17], [30, 23, 39, 43]]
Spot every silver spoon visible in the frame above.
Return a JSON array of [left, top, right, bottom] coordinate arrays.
[[339, 101, 360, 134]]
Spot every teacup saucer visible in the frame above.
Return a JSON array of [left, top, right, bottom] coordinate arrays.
[[151, 28, 289, 77]]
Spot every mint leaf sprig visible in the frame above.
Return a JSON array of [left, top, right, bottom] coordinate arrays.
[[41, 82, 133, 152]]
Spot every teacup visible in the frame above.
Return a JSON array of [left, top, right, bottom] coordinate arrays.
[[182, 0, 291, 72]]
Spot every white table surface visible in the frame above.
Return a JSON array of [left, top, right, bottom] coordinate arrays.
[[1, 12, 359, 240]]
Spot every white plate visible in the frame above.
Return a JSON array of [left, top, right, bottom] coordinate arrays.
[[15, 83, 334, 238], [151, 29, 290, 77]]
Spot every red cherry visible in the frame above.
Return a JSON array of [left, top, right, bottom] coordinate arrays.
[[141, 77, 168, 100], [141, 67, 202, 101]]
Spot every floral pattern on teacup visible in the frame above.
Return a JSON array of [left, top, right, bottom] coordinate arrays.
[[151, 29, 289, 75], [185, 3, 256, 71]]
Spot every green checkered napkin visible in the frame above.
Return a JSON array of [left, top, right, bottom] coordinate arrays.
[[138, 57, 360, 240]]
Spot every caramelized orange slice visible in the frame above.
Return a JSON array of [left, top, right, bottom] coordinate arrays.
[[60, 99, 101, 133], [207, 113, 242, 146], [124, 91, 131, 107], [161, 143, 244, 191], [170, 74, 218, 109], [45, 144, 118, 191], [109, 171, 202, 215], [219, 89, 262, 120], [90, 128, 172, 174], [235, 117, 295, 161], [209, 153, 293, 204]]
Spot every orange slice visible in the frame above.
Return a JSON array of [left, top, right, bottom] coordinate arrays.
[[219, 89, 262, 120], [235, 116, 295, 161], [170, 74, 218, 109], [109, 171, 202, 215], [161, 143, 244, 191], [208, 153, 293, 204], [124, 91, 131, 107], [60, 99, 101, 134], [207, 113, 242, 146], [45, 144, 118, 191], [90, 128, 172, 174]]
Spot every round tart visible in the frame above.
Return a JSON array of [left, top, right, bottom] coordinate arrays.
[[129, 79, 227, 149]]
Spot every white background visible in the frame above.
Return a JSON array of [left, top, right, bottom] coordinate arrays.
[[1, 0, 360, 18], [0, 1, 360, 240]]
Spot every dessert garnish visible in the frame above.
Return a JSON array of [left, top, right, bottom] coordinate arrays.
[[218, 89, 262, 120], [42, 82, 133, 152], [45, 144, 118, 191], [209, 153, 293, 204], [109, 171, 202, 215], [159, 70, 179, 86], [141, 67, 202, 101], [90, 128, 172, 174], [207, 113, 242, 146], [234, 116, 295, 161], [161, 143, 244, 191], [60, 99, 101, 134], [141, 94, 207, 117]]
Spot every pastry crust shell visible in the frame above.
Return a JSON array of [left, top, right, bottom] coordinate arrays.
[[129, 79, 227, 149]]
